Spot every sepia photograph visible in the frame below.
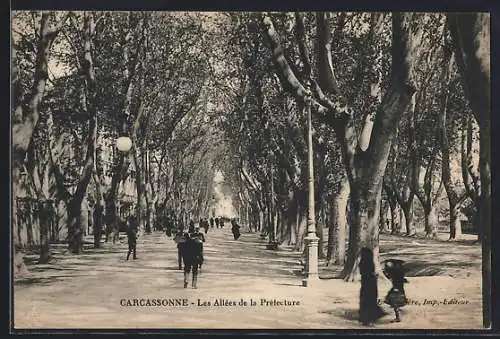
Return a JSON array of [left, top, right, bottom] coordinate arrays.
[[10, 9, 491, 331]]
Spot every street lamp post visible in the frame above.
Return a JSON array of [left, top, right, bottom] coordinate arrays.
[[302, 97, 319, 287], [115, 135, 132, 222]]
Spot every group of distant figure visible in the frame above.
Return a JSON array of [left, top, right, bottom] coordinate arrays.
[[111, 209, 407, 325], [163, 216, 226, 236], [170, 217, 242, 289], [120, 212, 242, 289], [173, 221, 205, 289]]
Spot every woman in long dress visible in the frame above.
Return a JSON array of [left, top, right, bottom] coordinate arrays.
[[359, 247, 385, 326]]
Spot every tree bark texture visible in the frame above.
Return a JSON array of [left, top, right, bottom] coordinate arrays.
[[448, 12, 490, 328]]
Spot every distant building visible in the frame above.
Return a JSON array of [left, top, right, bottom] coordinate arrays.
[[437, 213, 476, 234]]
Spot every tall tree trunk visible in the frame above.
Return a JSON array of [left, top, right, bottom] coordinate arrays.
[[246, 204, 250, 229], [93, 204, 103, 248], [55, 113, 97, 253], [423, 201, 439, 237], [12, 13, 69, 277], [67, 199, 84, 254], [401, 201, 415, 236], [44, 12, 97, 254], [104, 153, 126, 242], [26, 211, 35, 247], [438, 41, 466, 241], [390, 203, 400, 234], [341, 14, 419, 280], [448, 13, 490, 327], [391, 93, 418, 237], [289, 202, 298, 245], [12, 13, 69, 171], [38, 200, 53, 264], [52, 201, 64, 242], [133, 149, 149, 233], [326, 217, 335, 263], [384, 184, 400, 234], [379, 198, 389, 233], [276, 210, 282, 243], [461, 112, 480, 236], [263, 12, 420, 281], [283, 213, 293, 245], [103, 13, 142, 239], [390, 131, 417, 237], [145, 149, 154, 233], [342, 181, 383, 281], [449, 202, 462, 240], [12, 181, 26, 277], [317, 206, 325, 259], [92, 118, 105, 247], [104, 182, 120, 243], [415, 152, 443, 238], [269, 172, 276, 243], [131, 42, 150, 233], [327, 176, 349, 265], [49, 114, 97, 254], [294, 210, 307, 252], [258, 208, 264, 233]]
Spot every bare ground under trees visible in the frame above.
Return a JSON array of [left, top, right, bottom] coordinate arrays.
[[14, 226, 481, 329]]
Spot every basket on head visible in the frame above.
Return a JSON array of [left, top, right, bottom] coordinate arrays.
[[382, 259, 406, 279]]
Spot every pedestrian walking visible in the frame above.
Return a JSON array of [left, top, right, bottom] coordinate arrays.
[[191, 225, 206, 270], [180, 226, 204, 289], [202, 218, 209, 234], [126, 215, 139, 261], [231, 218, 241, 240], [165, 215, 173, 237], [210, 217, 214, 229], [219, 217, 225, 229], [173, 227, 186, 270], [215, 217, 219, 229], [383, 259, 408, 323]]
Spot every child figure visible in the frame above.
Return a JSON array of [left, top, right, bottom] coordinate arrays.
[[383, 259, 408, 323]]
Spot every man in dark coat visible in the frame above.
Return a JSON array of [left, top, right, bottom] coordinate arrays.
[[126, 215, 139, 260], [202, 218, 209, 234], [231, 218, 241, 240], [214, 217, 220, 229], [180, 226, 204, 289], [210, 217, 215, 229], [173, 227, 186, 270], [165, 215, 173, 237], [191, 225, 205, 270]]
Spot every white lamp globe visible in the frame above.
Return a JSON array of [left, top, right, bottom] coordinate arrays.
[[116, 136, 132, 152]]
